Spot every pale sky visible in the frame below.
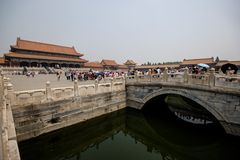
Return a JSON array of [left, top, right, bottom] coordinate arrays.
[[0, 0, 240, 64]]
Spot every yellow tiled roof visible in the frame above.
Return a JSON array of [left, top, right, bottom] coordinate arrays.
[[101, 59, 118, 66], [11, 38, 83, 56], [84, 61, 103, 68], [181, 57, 214, 65]]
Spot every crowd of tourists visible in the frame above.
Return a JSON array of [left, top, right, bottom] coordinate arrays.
[[62, 70, 125, 81], [4, 64, 239, 82], [60, 67, 209, 81]]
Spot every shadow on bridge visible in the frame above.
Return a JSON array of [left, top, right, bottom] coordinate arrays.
[[142, 94, 220, 124]]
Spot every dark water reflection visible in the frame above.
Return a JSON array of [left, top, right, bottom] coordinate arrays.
[[19, 108, 240, 160]]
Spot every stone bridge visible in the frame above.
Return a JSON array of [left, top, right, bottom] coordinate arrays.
[[1, 68, 240, 159], [126, 69, 240, 136]]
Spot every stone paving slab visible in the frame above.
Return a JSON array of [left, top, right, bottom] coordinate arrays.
[[6, 74, 94, 91]]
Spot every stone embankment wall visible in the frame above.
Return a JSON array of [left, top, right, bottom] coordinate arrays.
[[9, 79, 126, 141]]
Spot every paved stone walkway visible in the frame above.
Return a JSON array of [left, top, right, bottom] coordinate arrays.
[[6, 74, 94, 91]]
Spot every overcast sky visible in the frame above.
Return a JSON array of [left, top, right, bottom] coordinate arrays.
[[0, 0, 240, 64]]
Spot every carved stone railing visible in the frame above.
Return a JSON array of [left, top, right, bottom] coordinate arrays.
[[10, 78, 126, 107], [126, 68, 240, 90], [0, 66, 47, 75], [214, 75, 240, 88], [0, 73, 21, 160]]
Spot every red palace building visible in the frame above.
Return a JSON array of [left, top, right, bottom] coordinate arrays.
[[3, 37, 88, 68]]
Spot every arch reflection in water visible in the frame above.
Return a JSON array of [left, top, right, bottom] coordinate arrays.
[[19, 107, 240, 160], [164, 94, 218, 124]]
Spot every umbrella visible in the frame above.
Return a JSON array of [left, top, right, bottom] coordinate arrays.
[[221, 63, 238, 74], [197, 63, 209, 68]]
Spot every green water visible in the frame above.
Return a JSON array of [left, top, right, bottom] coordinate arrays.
[[19, 107, 240, 160]]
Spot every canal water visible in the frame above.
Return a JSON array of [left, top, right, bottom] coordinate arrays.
[[19, 96, 240, 160]]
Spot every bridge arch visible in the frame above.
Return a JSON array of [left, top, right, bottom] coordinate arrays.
[[141, 88, 228, 122]]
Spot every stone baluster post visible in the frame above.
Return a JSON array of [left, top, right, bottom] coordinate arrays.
[[0, 75, 4, 104], [123, 73, 126, 84], [110, 78, 114, 91], [2, 77, 7, 106], [6, 82, 18, 140], [148, 69, 152, 82], [6, 83, 15, 106], [46, 81, 52, 101], [163, 68, 168, 82], [135, 71, 139, 82], [123, 73, 126, 86], [3, 78, 10, 105], [209, 68, 215, 87], [74, 80, 79, 97], [95, 79, 99, 93], [0, 73, 3, 104], [183, 67, 189, 83]]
